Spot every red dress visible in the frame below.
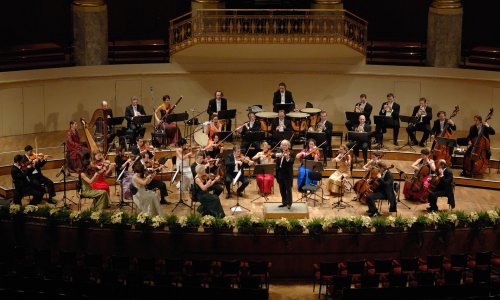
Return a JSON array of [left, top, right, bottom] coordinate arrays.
[[255, 155, 275, 195], [91, 172, 110, 194], [66, 129, 88, 172]]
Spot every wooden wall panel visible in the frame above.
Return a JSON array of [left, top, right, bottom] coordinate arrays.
[[22, 86, 45, 134], [0, 88, 23, 136]]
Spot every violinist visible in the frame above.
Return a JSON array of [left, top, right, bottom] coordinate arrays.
[[461, 114, 495, 177], [366, 161, 396, 217], [363, 150, 383, 170], [194, 165, 225, 217], [130, 136, 148, 156], [240, 112, 261, 156], [80, 159, 110, 211], [114, 147, 134, 175], [224, 145, 253, 199], [296, 139, 320, 192], [427, 159, 455, 212], [191, 152, 224, 197], [66, 120, 89, 173], [274, 139, 294, 209], [403, 148, 436, 202], [90, 150, 116, 194], [327, 144, 352, 196], [431, 111, 456, 148], [22, 145, 56, 204], [252, 141, 276, 195], [175, 138, 194, 194], [206, 114, 222, 141], [407, 97, 433, 147], [207, 90, 231, 131], [131, 163, 164, 216], [154, 95, 182, 147], [125, 96, 147, 144], [345, 93, 373, 130], [204, 133, 224, 159], [11, 154, 45, 205], [133, 151, 170, 204], [347, 114, 371, 165], [375, 93, 400, 146]]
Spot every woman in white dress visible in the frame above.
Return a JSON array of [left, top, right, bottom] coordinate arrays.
[[175, 138, 194, 192], [131, 163, 164, 216], [327, 144, 352, 196]]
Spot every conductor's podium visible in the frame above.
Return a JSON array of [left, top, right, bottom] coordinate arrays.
[[263, 202, 309, 219]]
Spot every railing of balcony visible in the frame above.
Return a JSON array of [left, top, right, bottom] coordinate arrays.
[[169, 9, 368, 55]]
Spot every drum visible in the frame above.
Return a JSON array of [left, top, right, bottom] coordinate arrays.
[[248, 105, 263, 113], [256, 111, 278, 132], [287, 112, 309, 132], [301, 108, 322, 128], [194, 125, 209, 146]]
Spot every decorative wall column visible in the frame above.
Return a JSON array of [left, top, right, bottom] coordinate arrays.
[[311, 0, 343, 10], [426, 0, 463, 67], [72, 0, 108, 66]]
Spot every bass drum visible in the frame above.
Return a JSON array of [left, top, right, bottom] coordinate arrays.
[[301, 108, 322, 128], [194, 125, 209, 146], [287, 112, 309, 132]]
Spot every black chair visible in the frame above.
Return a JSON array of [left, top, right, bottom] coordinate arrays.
[[301, 171, 324, 206], [326, 275, 351, 300], [161, 259, 185, 287], [360, 274, 380, 288], [444, 269, 463, 285], [245, 261, 271, 290], [315, 262, 339, 297], [473, 268, 491, 284], [388, 273, 408, 287], [422, 255, 444, 274], [214, 260, 242, 288], [415, 272, 436, 286]]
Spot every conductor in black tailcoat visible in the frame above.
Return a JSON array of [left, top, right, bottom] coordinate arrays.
[[273, 140, 295, 209]]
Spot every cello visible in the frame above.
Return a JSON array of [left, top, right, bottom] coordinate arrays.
[[464, 108, 494, 176], [357, 164, 394, 204], [432, 106, 459, 165], [407, 159, 431, 193]]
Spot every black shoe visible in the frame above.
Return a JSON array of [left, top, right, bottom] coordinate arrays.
[[160, 199, 171, 205], [237, 191, 244, 197], [287, 204, 291, 210], [449, 203, 455, 209], [369, 212, 380, 217], [393, 141, 399, 146], [426, 207, 437, 213], [419, 142, 425, 147], [389, 208, 397, 213], [410, 141, 417, 146], [48, 198, 57, 205], [278, 204, 287, 208], [226, 193, 232, 199]]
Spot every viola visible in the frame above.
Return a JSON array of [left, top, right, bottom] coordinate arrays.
[[432, 106, 459, 164], [464, 108, 493, 176]]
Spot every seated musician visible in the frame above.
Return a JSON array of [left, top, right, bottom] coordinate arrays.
[[130, 136, 147, 156], [66, 120, 89, 173], [23, 145, 57, 204], [345, 93, 373, 130], [240, 112, 261, 155], [252, 141, 275, 195], [403, 148, 436, 202], [80, 159, 110, 211], [427, 159, 455, 212], [100, 100, 117, 147], [347, 114, 371, 165], [90, 150, 116, 195], [271, 110, 292, 146], [194, 165, 225, 217], [461, 114, 495, 177], [312, 111, 333, 165], [132, 163, 164, 216], [407, 97, 433, 147], [224, 145, 253, 199], [207, 90, 231, 131], [327, 144, 352, 196], [11, 154, 45, 205], [191, 151, 224, 197], [272, 82, 295, 113], [296, 139, 320, 192], [206, 114, 222, 141], [363, 150, 383, 170], [430, 110, 456, 153], [375, 93, 400, 146], [133, 151, 170, 204], [125, 96, 147, 144], [175, 138, 194, 194], [365, 161, 396, 217], [115, 147, 134, 175], [204, 133, 224, 159], [154, 95, 181, 147]]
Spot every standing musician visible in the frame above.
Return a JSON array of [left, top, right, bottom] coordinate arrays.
[[375, 93, 401, 146], [427, 159, 455, 212], [133, 151, 170, 204], [207, 90, 231, 131], [296, 139, 320, 192], [22, 145, 57, 204], [407, 97, 433, 147], [194, 165, 225, 217], [271, 109, 292, 146], [154, 95, 181, 147], [240, 112, 261, 155], [252, 141, 276, 195], [431, 111, 457, 147], [175, 138, 194, 194], [365, 161, 396, 217], [327, 144, 352, 196], [272, 82, 295, 113], [125, 96, 147, 144], [313, 111, 333, 165], [274, 139, 294, 209], [461, 114, 495, 177], [224, 145, 254, 199], [363, 150, 383, 170], [66, 120, 89, 173], [403, 148, 436, 202], [11, 154, 45, 205], [191, 152, 224, 197], [347, 114, 371, 165], [345, 93, 373, 130]]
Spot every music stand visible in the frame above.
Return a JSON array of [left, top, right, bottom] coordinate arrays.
[[132, 115, 152, 126], [217, 109, 236, 131], [217, 131, 234, 143], [345, 112, 365, 125], [435, 137, 457, 149], [251, 164, 275, 202], [273, 131, 294, 147], [274, 103, 294, 114], [396, 115, 418, 152], [373, 115, 397, 149], [347, 131, 369, 143]]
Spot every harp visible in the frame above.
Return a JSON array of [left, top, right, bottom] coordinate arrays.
[[80, 108, 112, 154]]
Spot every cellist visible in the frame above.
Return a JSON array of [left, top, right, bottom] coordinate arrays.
[[430, 111, 457, 154], [365, 161, 396, 217], [427, 159, 455, 212], [461, 114, 495, 177], [403, 148, 436, 202]]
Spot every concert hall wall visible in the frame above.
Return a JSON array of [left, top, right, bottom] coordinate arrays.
[[0, 63, 499, 137]]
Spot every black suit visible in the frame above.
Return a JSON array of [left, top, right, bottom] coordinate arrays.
[[11, 165, 44, 205], [271, 118, 293, 147], [132, 159, 169, 202], [21, 155, 55, 200], [430, 119, 457, 151], [428, 168, 455, 210], [366, 169, 396, 214], [241, 120, 262, 155], [125, 104, 147, 142], [463, 124, 496, 175], [347, 123, 371, 163], [407, 105, 433, 145], [274, 150, 295, 206], [207, 98, 231, 130], [375, 102, 400, 144], [272, 90, 295, 112], [345, 102, 373, 130], [224, 154, 250, 196]]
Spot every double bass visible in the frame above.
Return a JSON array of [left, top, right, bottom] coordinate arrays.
[[464, 108, 494, 176], [432, 106, 459, 165]]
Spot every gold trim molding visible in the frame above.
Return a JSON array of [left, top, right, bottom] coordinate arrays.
[[314, 0, 343, 4], [192, 0, 223, 3], [431, 0, 462, 9], [73, 0, 105, 7]]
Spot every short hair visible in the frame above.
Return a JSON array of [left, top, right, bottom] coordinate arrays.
[[372, 151, 382, 158], [136, 136, 144, 142], [437, 111, 446, 117], [214, 90, 223, 97], [320, 110, 327, 115], [419, 97, 427, 103], [211, 113, 218, 121], [360, 93, 367, 99], [278, 82, 286, 88], [195, 151, 205, 159], [387, 93, 394, 98], [133, 162, 145, 174], [438, 159, 447, 167], [139, 151, 149, 159], [162, 95, 170, 101], [278, 109, 285, 114], [247, 112, 255, 118], [475, 115, 482, 122], [69, 120, 76, 127], [261, 141, 269, 148], [281, 139, 290, 147], [14, 154, 24, 163], [233, 145, 240, 152], [177, 138, 187, 147], [421, 148, 430, 155], [131, 96, 139, 101], [24, 145, 33, 152]]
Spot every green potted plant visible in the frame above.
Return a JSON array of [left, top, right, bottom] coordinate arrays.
[[306, 217, 324, 236], [236, 215, 266, 234]]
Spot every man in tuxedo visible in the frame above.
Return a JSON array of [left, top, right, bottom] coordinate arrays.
[[11, 154, 45, 205], [272, 82, 295, 113], [366, 161, 396, 217], [207, 90, 231, 131], [274, 140, 295, 209], [22, 145, 57, 204], [271, 110, 293, 147], [375, 93, 401, 146], [430, 110, 457, 152], [345, 93, 373, 130], [347, 115, 371, 165], [461, 114, 495, 177], [427, 159, 455, 212], [313, 111, 333, 165], [224, 145, 253, 199], [125, 96, 147, 144], [407, 97, 433, 147], [240, 112, 261, 156], [133, 151, 170, 204], [100, 100, 120, 147]]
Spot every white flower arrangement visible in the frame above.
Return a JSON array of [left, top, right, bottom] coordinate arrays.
[[177, 216, 188, 228], [386, 215, 396, 228], [447, 214, 458, 226], [151, 215, 166, 228], [299, 218, 310, 229], [201, 215, 215, 227], [275, 217, 292, 230], [426, 212, 440, 224], [90, 211, 101, 222], [136, 212, 150, 224], [49, 208, 59, 216], [250, 215, 260, 224], [111, 211, 124, 224], [360, 216, 372, 228], [70, 210, 82, 221], [405, 216, 417, 228], [9, 204, 21, 215], [321, 217, 334, 231], [23, 205, 38, 215], [222, 216, 236, 228], [468, 211, 479, 223], [487, 210, 499, 224]]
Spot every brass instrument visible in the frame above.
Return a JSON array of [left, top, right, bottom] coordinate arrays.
[[355, 123, 365, 133], [354, 103, 362, 113]]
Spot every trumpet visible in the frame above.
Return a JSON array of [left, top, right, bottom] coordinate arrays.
[[354, 103, 362, 113]]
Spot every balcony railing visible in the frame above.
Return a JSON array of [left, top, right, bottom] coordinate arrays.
[[169, 9, 368, 55]]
